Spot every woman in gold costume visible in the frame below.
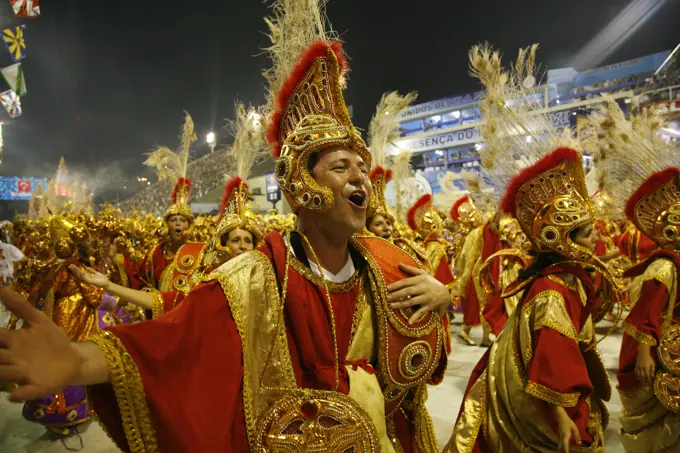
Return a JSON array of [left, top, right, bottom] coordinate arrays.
[[446, 44, 611, 453]]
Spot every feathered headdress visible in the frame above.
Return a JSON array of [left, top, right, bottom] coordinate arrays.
[[368, 91, 418, 168], [589, 99, 679, 248], [263, 0, 369, 213], [366, 91, 418, 222], [407, 193, 442, 236], [144, 112, 197, 222], [471, 43, 593, 260], [214, 103, 267, 247]]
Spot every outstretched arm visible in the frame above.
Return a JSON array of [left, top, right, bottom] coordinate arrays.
[[0, 287, 110, 402], [69, 264, 154, 310]]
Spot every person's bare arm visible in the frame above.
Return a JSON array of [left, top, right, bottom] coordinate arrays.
[[69, 265, 153, 310], [72, 341, 110, 386]]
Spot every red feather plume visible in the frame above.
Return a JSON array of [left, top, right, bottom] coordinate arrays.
[[625, 167, 680, 220], [370, 166, 392, 183], [171, 177, 192, 204], [266, 41, 348, 158], [407, 194, 432, 231], [219, 177, 248, 222], [500, 147, 581, 215], [450, 195, 471, 221]]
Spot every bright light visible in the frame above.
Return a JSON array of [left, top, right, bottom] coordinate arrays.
[[556, 99, 561, 104], [206, 132, 216, 145], [525, 136, 533, 143], [474, 143, 482, 151], [452, 111, 460, 119], [384, 111, 390, 115]]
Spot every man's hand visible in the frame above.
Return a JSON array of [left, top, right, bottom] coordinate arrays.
[[636, 344, 656, 385], [553, 405, 583, 453], [69, 265, 110, 290], [387, 264, 451, 324], [0, 288, 81, 402]]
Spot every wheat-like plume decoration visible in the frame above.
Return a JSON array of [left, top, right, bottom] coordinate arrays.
[[263, 0, 335, 114], [469, 43, 575, 195], [144, 112, 197, 182], [367, 91, 418, 168], [224, 103, 269, 181]]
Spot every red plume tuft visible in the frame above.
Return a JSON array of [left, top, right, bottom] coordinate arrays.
[[625, 167, 680, 220], [219, 177, 248, 222], [407, 194, 432, 231], [450, 195, 471, 221], [500, 147, 581, 216], [370, 166, 392, 183], [266, 41, 348, 158], [171, 177, 192, 204]]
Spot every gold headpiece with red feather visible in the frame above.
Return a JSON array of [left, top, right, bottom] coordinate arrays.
[[264, 2, 369, 213], [144, 112, 197, 223]]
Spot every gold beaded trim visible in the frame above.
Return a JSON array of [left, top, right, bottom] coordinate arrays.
[[525, 381, 580, 407], [148, 289, 164, 319], [289, 254, 359, 293], [397, 341, 432, 380], [88, 331, 158, 453], [622, 322, 658, 346]]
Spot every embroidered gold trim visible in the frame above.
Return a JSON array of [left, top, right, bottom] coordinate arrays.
[[88, 331, 158, 453], [114, 254, 129, 288], [622, 321, 658, 346], [148, 289, 164, 319], [289, 253, 359, 293], [524, 289, 579, 342], [525, 381, 580, 407], [642, 258, 675, 296]]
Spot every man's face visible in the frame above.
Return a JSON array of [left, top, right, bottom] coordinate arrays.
[[367, 215, 393, 239], [310, 148, 372, 237], [166, 215, 190, 243], [226, 228, 254, 257]]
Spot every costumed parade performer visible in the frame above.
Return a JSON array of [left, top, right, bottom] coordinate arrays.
[[129, 114, 204, 295], [445, 43, 613, 453], [592, 99, 680, 452], [0, 1, 453, 452]]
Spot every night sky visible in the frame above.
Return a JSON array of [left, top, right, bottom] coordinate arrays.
[[0, 0, 678, 203]]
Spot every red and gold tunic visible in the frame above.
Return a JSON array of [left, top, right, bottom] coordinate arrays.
[[616, 249, 680, 451], [452, 222, 503, 328], [88, 232, 447, 453], [127, 242, 171, 291], [445, 264, 608, 452]]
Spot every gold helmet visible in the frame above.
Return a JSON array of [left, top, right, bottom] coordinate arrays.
[[213, 177, 263, 257], [501, 148, 595, 260], [407, 194, 443, 237], [165, 177, 193, 223], [450, 194, 483, 228], [267, 42, 370, 213], [367, 167, 394, 222], [625, 168, 680, 250]]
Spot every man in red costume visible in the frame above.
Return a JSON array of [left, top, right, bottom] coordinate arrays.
[[449, 195, 500, 346], [0, 19, 452, 453], [129, 115, 205, 296]]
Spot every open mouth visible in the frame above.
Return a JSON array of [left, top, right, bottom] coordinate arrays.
[[348, 190, 367, 209], [174, 228, 182, 235]]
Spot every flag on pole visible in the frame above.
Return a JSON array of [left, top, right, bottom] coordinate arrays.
[[2, 25, 26, 62], [1, 63, 26, 97], [8, 0, 40, 18], [0, 90, 22, 118]]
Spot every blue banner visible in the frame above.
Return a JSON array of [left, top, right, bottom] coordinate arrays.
[[0, 176, 47, 200]]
